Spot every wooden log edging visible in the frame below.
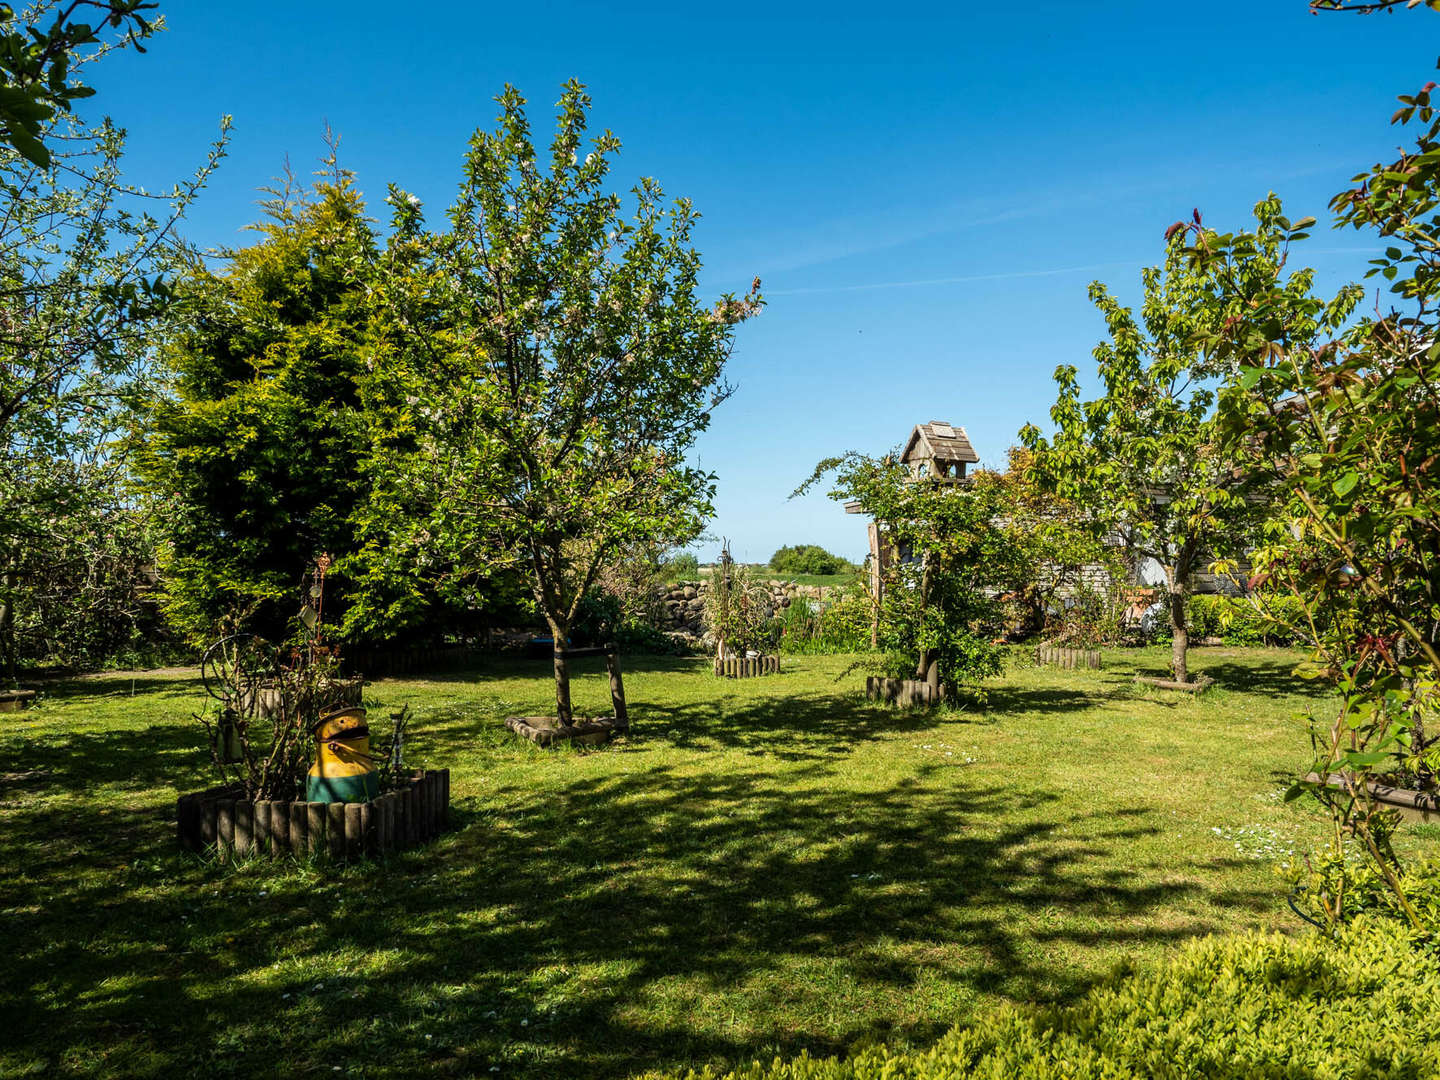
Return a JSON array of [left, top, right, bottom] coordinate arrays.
[[1134, 674, 1215, 693], [713, 655, 781, 679], [176, 768, 450, 862], [506, 715, 624, 748], [1033, 645, 1101, 670], [0, 688, 37, 712], [865, 676, 952, 707], [1304, 771, 1440, 824]]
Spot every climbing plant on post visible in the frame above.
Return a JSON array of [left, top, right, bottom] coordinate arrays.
[[368, 81, 761, 724], [799, 452, 1009, 697], [1021, 233, 1261, 685]]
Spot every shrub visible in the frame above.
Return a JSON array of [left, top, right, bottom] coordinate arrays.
[[664, 552, 701, 582], [769, 544, 853, 577], [777, 594, 873, 655], [650, 921, 1440, 1079], [1185, 593, 1306, 646], [1043, 580, 1127, 648]]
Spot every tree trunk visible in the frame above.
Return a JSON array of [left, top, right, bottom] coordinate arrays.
[[549, 619, 572, 725], [1168, 585, 1189, 685], [0, 562, 14, 687]]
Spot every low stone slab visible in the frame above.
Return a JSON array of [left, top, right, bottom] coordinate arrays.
[[1135, 674, 1214, 693], [0, 689, 36, 712], [506, 715, 625, 748]]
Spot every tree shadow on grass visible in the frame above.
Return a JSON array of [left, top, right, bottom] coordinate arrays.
[[1, 737, 1283, 1080]]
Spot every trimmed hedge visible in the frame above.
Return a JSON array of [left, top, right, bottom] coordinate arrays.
[[652, 922, 1439, 1079]]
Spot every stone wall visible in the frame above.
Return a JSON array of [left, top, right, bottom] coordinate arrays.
[[655, 580, 838, 637]]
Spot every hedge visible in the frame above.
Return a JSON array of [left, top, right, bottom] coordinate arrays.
[[651, 921, 1440, 1079]]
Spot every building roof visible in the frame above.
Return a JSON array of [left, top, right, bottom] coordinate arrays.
[[901, 421, 979, 466]]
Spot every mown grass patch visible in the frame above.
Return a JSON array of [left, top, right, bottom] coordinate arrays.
[[0, 647, 1408, 1078]]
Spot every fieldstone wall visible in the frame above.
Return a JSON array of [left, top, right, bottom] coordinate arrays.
[[655, 580, 837, 637]]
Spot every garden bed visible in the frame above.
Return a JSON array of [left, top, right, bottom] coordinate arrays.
[[1034, 645, 1101, 669], [866, 676, 952, 706], [714, 655, 780, 678], [175, 768, 449, 862]]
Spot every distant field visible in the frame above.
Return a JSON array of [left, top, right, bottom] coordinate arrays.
[[693, 565, 861, 589]]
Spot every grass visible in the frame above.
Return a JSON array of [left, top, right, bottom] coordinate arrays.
[[0, 646, 1418, 1078]]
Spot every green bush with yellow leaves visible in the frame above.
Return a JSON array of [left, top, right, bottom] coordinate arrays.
[[652, 921, 1438, 1079]]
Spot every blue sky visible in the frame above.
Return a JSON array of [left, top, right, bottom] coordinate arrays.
[[98, 1, 1435, 562]]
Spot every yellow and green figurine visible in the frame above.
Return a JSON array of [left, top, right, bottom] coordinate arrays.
[[307, 706, 380, 803]]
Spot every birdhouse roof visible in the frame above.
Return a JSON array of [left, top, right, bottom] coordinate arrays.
[[901, 421, 978, 465]]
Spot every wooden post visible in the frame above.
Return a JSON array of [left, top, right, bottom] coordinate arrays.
[[441, 769, 450, 827], [360, 801, 374, 856], [201, 799, 218, 851], [394, 789, 407, 851], [268, 801, 288, 854], [252, 801, 270, 856], [289, 801, 307, 854], [345, 803, 364, 861], [307, 803, 325, 857], [216, 800, 235, 863], [327, 803, 345, 860], [177, 795, 200, 852], [606, 651, 628, 728], [234, 801, 253, 858]]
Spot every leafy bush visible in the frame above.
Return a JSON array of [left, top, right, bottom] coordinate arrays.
[[769, 545, 853, 577], [663, 552, 701, 582], [1186, 593, 1306, 646], [705, 561, 776, 656], [1043, 581, 1127, 648], [651, 921, 1440, 1079], [776, 595, 873, 655]]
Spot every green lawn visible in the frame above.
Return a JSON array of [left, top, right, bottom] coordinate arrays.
[[0, 648, 1410, 1078]]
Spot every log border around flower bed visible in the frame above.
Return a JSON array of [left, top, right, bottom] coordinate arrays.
[[714, 655, 780, 678], [865, 676, 952, 707], [1034, 645, 1101, 670], [176, 768, 449, 862]]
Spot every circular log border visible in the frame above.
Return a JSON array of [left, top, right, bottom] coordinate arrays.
[[713, 655, 781, 679], [176, 768, 450, 863]]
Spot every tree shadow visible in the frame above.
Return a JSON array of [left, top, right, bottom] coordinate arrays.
[[1, 734, 1282, 1079]]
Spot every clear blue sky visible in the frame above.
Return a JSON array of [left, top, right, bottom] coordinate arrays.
[[98, 1, 1435, 562]]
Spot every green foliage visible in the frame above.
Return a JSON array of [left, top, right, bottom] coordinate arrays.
[[990, 446, 1123, 641], [1184, 593, 1306, 647], [653, 921, 1440, 1079], [663, 552, 700, 582], [768, 544, 853, 577], [0, 2, 159, 168], [1193, 67, 1440, 929], [1020, 237, 1262, 683], [0, 44, 227, 677], [705, 557, 775, 656], [139, 170, 378, 646], [775, 592, 872, 655], [363, 81, 762, 720], [1044, 580, 1129, 648], [800, 453, 1008, 690]]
